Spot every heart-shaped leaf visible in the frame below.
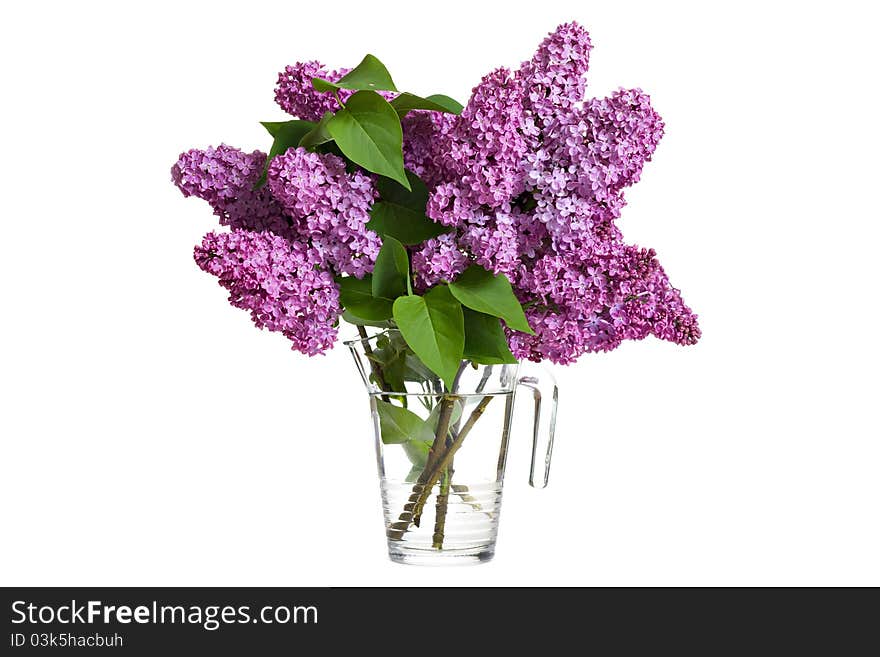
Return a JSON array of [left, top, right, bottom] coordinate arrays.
[[403, 440, 432, 469], [404, 464, 424, 483], [298, 111, 334, 150], [416, 399, 463, 445], [400, 399, 463, 469], [377, 170, 428, 208], [371, 236, 410, 299], [393, 285, 464, 389], [378, 351, 407, 393], [375, 399, 424, 444], [337, 275, 393, 321], [462, 308, 517, 364], [449, 265, 534, 334], [390, 92, 464, 117], [366, 202, 449, 246], [425, 94, 464, 113], [402, 353, 438, 383], [366, 171, 448, 245], [340, 310, 389, 328], [327, 90, 409, 189], [313, 54, 398, 93], [255, 119, 316, 187]]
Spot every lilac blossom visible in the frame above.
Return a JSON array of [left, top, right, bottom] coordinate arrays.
[[425, 67, 528, 214], [411, 233, 469, 290], [401, 110, 455, 187], [457, 206, 521, 279], [266, 148, 380, 278], [406, 21, 697, 363], [509, 245, 700, 363], [194, 230, 340, 356], [517, 21, 593, 123], [274, 61, 352, 121], [171, 145, 297, 240], [275, 61, 397, 122]]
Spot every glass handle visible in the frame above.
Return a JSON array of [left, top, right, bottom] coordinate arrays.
[[516, 364, 559, 488]]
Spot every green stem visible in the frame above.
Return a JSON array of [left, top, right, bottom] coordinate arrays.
[[386, 395, 454, 539], [410, 396, 493, 525], [422, 396, 455, 481], [387, 396, 494, 540], [418, 360, 468, 486], [433, 364, 494, 524], [432, 467, 451, 549], [357, 326, 390, 402]]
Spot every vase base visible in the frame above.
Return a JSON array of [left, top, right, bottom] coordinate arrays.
[[388, 547, 495, 566]]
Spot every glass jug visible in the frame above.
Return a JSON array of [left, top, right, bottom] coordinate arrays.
[[347, 329, 558, 565]]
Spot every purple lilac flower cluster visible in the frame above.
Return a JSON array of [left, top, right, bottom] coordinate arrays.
[[267, 148, 380, 278], [274, 61, 352, 122], [274, 62, 396, 119], [172, 21, 699, 362], [517, 21, 592, 122], [405, 21, 699, 363], [509, 245, 699, 362], [171, 145, 296, 240], [171, 142, 378, 354], [194, 230, 340, 356]]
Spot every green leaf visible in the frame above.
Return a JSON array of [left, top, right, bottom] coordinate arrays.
[[377, 170, 429, 208], [368, 336, 408, 393], [340, 310, 389, 328], [370, 331, 404, 362], [401, 403, 463, 470], [370, 330, 416, 390], [367, 202, 448, 246], [380, 353, 407, 393], [416, 399, 464, 445], [366, 171, 448, 245], [326, 90, 409, 189], [426, 94, 464, 114], [390, 92, 464, 117], [392, 286, 464, 389], [403, 441, 432, 469], [255, 119, 316, 187], [261, 120, 315, 140], [298, 111, 334, 150], [313, 54, 398, 93], [337, 276, 393, 321], [404, 463, 425, 483], [371, 236, 410, 299], [398, 399, 464, 469], [462, 308, 517, 364], [375, 400, 424, 444], [402, 354, 438, 383], [449, 265, 534, 334]]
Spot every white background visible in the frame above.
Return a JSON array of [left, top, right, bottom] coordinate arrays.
[[1, 1, 877, 586]]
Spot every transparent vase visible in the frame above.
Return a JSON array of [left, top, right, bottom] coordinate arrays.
[[346, 329, 558, 565]]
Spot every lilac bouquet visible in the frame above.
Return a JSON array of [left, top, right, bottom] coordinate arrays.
[[173, 22, 698, 377], [172, 23, 699, 553]]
